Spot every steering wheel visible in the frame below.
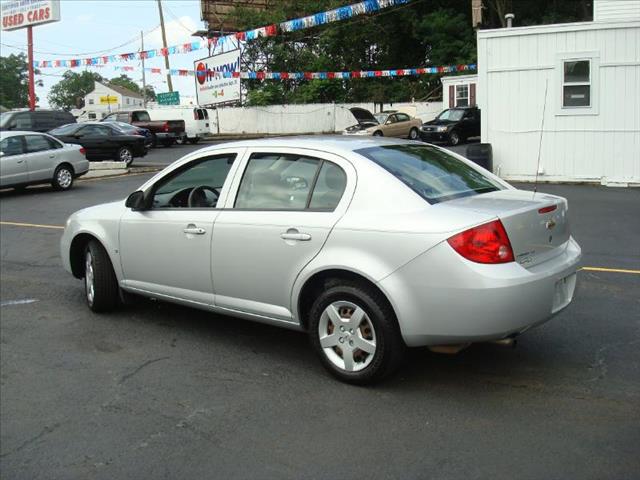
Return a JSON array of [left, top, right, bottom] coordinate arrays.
[[187, 185, 219, 208]]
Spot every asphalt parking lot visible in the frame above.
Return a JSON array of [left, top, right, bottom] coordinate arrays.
[[1, 143, 639, 479]]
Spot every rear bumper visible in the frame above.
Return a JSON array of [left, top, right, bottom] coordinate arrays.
[[378, 237, 582, 347], [155, 132, 178, 140]]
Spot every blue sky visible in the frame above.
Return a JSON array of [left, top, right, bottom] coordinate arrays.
[[1, 0, 207, 106]]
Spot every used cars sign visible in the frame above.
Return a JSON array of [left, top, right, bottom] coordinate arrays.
[[1, 0, 61, 31]]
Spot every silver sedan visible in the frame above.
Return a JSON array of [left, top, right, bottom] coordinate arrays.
[[60, 137, 581, 384], [1, 131, 89, 191]]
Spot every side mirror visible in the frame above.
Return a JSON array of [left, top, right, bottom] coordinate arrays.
[[125, 190, 147, 211]]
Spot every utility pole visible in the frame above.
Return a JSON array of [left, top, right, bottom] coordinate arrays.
[[157, 0, 174, 92], [141, 31, 147, 108], [27, 26, 36, 110]]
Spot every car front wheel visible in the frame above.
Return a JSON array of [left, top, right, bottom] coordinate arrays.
[[409, 127, 419, 140], [84, 240, 120, 312], [52, 164, 74, 190], [308, 281, 405, 384], [448, 130, 461, 146], [373, 131, 383, 137]]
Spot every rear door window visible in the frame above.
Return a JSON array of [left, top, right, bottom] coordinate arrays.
[[24, 134, 53, 153], [13, 113, 33, 129], [235, 153, 321, 210], [356, 144, 503, 204]]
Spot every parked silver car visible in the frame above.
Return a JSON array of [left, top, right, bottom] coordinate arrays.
[[1, 131, 89, 191], [60, 137, 581, 383]]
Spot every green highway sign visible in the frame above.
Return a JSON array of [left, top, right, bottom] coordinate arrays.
[[157, 91, 180, 105]]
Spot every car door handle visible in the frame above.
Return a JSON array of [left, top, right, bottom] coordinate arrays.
[[281, 231, 312, 241], [183, 225, 206, 235]]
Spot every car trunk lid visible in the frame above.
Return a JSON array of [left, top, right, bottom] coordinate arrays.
[[445, 190, 570, 268]]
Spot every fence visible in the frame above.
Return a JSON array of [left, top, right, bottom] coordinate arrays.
[[209, 102, 443, 135]]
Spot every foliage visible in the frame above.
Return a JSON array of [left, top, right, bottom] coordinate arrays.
[[108, 74, 142, 94], [223, 0, 591, 106], [0, 54, 37, 109], [48, 70, 102, 109]]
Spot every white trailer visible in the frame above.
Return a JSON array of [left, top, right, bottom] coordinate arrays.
[[477, 2, 640, 185]]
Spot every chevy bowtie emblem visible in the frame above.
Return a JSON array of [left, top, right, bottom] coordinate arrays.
[[546, 219, 556, 230]]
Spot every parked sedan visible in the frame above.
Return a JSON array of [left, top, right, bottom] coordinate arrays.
[[1, 131, 89, 191], [61, 137, 581, 384], [343, 108, 422, 139], [49, 122, 147, 165], [102, 120, 154, 148], [419, 106, 480, 146]]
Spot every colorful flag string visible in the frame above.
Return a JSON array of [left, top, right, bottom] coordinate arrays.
[[107, 63, 477, 79], [33, 0, 412, 69]]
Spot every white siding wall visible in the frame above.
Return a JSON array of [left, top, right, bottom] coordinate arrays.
[[209, 102, 443, 135], [594, 0, 640, 23], [441, 75, 479, 109], [478, 21, 640, 184]]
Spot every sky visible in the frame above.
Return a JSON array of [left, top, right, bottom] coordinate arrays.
[[1, 0, 207, 107]]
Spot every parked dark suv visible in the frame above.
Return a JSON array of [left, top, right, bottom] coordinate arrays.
[[419, 107, 480, 146], [0, 110, 76, 133]]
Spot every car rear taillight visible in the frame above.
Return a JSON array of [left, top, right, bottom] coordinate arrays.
[[79, 147, 86, 156], [447, 219, 514, 264], [162, 122, 169, 132]]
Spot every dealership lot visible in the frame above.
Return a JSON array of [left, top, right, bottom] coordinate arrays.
[[1, 145, 639, 479]]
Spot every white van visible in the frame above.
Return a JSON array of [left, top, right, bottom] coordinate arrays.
[[147, 107, 209, 144]]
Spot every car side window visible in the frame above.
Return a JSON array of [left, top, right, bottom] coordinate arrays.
[[151, 154, 236, 209], [235, 153, 321, 210], [45, 136, 63, 149], [80, 125, 111, 136], [24, 135, 53, 153], [309, 161, 347, 210], [13, 113, 33, 129], [396, 113, 410, 122], [0, 136, 25, 156], [116, 114, 129, 122], [387, 115, 397, 124]]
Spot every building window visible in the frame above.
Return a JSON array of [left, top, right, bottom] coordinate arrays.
[[88, 98, 94, 105], [562, 60, 590, 107], [126, 98, 130, 105], [455, 85, 469, 107], [557, 52, 599, 116]]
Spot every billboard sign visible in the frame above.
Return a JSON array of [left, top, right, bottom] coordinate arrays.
[[1, 0, 61, 31], [194, 49, 241, 106]]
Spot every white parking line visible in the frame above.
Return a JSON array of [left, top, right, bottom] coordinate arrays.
[[0, 299, 39, 307]]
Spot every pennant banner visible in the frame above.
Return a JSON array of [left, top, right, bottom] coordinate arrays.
[[34, 0, 412, 68], [108, 63, 476, 79]]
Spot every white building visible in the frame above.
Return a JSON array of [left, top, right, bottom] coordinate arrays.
[[477, 0, 640, 185], [78, 81, 144, 121], [441, 74, 478, 109]]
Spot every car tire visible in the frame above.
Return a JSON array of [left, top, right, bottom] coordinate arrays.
[[52, 164, 74, 191], [308, 280, 405, 384], [151, 133, 158, 148], [409, 127, 419, 140], [188, 137, 200, 145], [117, 147, 134, 166], [84, 240, 120, 313], [448, 130, 461, 146], [373, 131, 383, 137]]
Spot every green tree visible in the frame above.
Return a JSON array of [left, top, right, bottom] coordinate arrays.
[[48, 70, 102, 109], [0, 54, 31, 109], [143, 85, 156, 102], [109, 74, 141, 94], [224, 0, 590, 106]]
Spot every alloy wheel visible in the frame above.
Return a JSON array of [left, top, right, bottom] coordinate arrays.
[[318, 300, 377, 372], [85, 251, 95, 306], [119, 148, 133, 164], [57, 168, 73, 189]]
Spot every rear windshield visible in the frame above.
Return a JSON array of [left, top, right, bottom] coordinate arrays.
[[356, 144, 502, 204]]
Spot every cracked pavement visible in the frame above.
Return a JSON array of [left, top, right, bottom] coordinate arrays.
[[1, 150, 639, 479]]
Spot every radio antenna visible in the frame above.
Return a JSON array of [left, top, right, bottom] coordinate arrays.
[[534, 79, 549, 195]]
